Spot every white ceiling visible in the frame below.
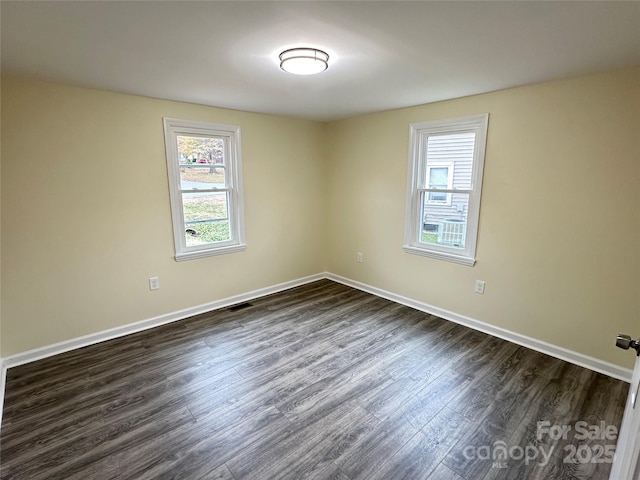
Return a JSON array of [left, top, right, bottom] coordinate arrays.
[[2, 1, 639, 121]]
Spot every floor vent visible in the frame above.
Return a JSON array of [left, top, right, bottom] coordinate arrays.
[[228, 302, 253, 312]]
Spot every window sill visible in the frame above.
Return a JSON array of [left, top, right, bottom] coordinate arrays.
[[402, 245, 476, 266], [175, 243, 246, 262]]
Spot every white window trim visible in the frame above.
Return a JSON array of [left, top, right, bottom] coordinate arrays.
[[403, 113, 489, 266], [425, 162, 454, 206], [163, 118, 246, 261]]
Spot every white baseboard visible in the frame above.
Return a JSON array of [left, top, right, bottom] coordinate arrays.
[[325, 273, 633, 383], [2, 272, 325, 371], [0, 270, 631, 424]]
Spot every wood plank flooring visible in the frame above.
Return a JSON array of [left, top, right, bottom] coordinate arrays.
[[0, 279, 629, 479]]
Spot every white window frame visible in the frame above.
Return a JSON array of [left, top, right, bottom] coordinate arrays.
[[403, 113, 489, 266], [163, 118, 246, 261], [425, 162, 454, 205]]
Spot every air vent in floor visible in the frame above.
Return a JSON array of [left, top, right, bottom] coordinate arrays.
[[228, 302, 253, 312]]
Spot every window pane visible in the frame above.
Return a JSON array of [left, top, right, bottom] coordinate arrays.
[[182, 192, 231, 245], [185, 220, 230, 246], [429, 167, 448, 187], [428, 191, 447, 202], [179, 165, 226, 190], [425, 133, 475, 190], [185, 221, 230, 246], [421, 192, 469, 248], [177, 135, 226, 188], [428, 166, 450, 202], [183, 191, 228, 222]]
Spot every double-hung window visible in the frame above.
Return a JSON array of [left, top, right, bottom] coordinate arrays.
[[403, 114, 489, 266], [163, 118, 246, 261]]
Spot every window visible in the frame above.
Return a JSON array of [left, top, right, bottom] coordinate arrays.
[[163, 118, 246, 261], [403, 114, 488, 266], [426, 163, 454, 204]]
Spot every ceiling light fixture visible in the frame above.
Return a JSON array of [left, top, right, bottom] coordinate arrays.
[[279, 48, 329, 75]]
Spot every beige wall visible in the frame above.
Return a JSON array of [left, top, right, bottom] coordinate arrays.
[[2, 67, 638, 369], [0, 74, 3, 359], [1, 76, 327, 356], [326, 66, 640, 368]]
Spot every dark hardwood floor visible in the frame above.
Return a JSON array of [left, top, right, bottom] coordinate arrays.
[[0, 280, 629, 479]]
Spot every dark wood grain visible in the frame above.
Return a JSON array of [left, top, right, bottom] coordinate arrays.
[[370, 406, 471, 480], [0, 279, 628, 479]]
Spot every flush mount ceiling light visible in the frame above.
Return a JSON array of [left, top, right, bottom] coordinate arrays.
[[279, 48, 329, 75]]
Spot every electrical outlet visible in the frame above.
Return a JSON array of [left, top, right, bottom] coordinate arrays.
[[474, 280, 485, 294], [149, 276, 160, 291], [356, 252, 363, 263]]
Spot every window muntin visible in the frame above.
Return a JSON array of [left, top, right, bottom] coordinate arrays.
[[404, 114, 488, 266], [164, 119, 245, 261]]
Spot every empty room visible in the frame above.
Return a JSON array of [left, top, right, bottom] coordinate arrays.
[[1, 1, 639, 479]]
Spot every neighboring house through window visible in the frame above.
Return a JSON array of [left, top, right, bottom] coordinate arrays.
[[163, 118, 246, 261], [426, 162, 454, 204], [403, 114, 489, 266]]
